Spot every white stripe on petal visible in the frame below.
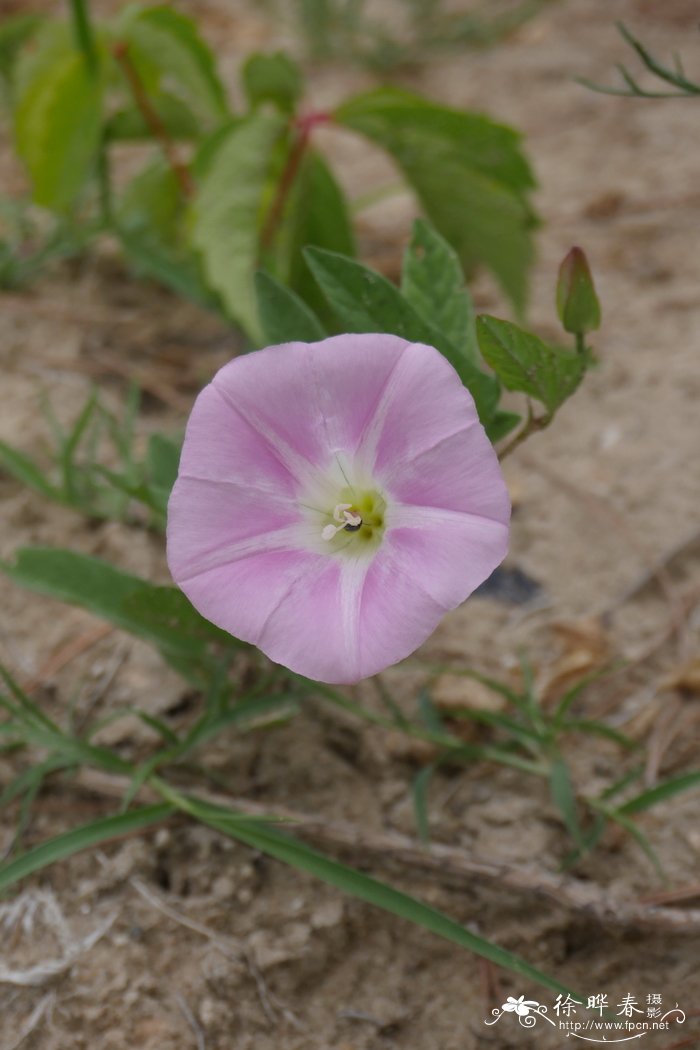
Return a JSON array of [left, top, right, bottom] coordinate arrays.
[[339, 556, 370, 682], [212, 380, 323, 491], [354, 347, 411, 469], [177, 524, 311, 584], [388, 502, 509, 530]]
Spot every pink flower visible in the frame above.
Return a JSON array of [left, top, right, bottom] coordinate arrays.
[[167, 334, 510, 684]]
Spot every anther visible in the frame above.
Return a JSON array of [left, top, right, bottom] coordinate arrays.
[[322, 503, 363, 541]]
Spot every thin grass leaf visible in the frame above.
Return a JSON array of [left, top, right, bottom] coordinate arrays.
[[561, 812, 607, 869], [60, 388, 98, 500], [549, 758, 583, 848], [618, 771, 700, 815], [177, 790, 581, 999], [552, 665, 617, 727], [0, 441, 61, 501], [0, 665, 61, 732], [417, 689, 446, 735], [411, 764, 433, 846], [0, 804, 174, 893], [560, 719, 636, 749], [589, 799, 663, 876], [0, 755, 74, 808], [599, 765, 644, 802]]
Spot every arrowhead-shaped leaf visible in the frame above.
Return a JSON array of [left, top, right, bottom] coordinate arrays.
[[304, 247, 499, 424]]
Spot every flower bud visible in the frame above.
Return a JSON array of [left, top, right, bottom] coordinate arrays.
[[556, 247, 601, 335]]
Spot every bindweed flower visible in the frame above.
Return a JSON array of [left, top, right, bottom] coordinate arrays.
[[167, 334, 510, 684]]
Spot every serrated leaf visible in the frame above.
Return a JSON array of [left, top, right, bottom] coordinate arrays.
[[402, 217, 478, 365], [242, 51, 303, 114], [335, 87, 536, 312], [477, 315, 584, 416], [255, 271, 326, 344], [13, 24, 104, 211], [120, 4, 228, 129], [304, 247, 499, 424], [189, 112, 286, 339]]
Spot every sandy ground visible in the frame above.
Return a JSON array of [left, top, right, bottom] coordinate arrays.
[[1, 0, 700, 1047]]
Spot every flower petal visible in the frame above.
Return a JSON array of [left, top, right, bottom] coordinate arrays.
[[386, 504, 510, 607], [257, 557, 366, 683], [382, 425, 510, 521], [178, 383, 298, 497], [172, 547, 324, 647], [211, 334, 408, 473], [357, 341, 480, 475]]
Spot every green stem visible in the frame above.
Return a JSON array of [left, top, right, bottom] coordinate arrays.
[[497, 402, 550, 461], [575, 332, 587, 357], [96, 133, 112, 228], [68, 0, 98, 74]]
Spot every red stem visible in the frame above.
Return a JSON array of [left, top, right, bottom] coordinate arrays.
[[260, 111, 332, 252], [113, 41, 195, 199]]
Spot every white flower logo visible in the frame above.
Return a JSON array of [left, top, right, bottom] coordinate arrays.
[[502, 995, 540, 1017]]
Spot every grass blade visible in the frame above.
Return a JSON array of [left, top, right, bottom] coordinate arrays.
[[0, 804, 173, 893], [176, 790, 583, 1000]]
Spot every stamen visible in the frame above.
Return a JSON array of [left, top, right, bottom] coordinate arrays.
[[322, 503, 363, 541]]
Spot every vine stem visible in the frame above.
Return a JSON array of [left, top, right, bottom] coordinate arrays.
[[260, 111, 332, 252], [68, 0, 98, 73], [497, 402, 549, 462], [112, 41, 194, 199]]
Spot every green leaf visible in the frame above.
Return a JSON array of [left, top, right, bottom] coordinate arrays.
[[485, 409, 521, 444], [146, 432, 181, 492], [304, 247, 500, 424], [13, 24, 104, 211], [242, 51, 303, 114], [0, 13, 45, 86], [0, 804, 173, 893], [189, 113, 286, 339], [402, 218, 478, 364], [549, 758, 583, 848], [105, 94, 201, 141], [0, 440, 61, 501], [119, 4, 228, 129], [335, 87, 536, 311], [619, 771, 700, 816], [411, 764, 434, 845], [182, 792, 580, 1000], [255, 271, 326, 344], [1, 548, 235, 680], [117, 158, 182, 245], [283, 150, 356, 326], [476, 316, 584, 417], [119, 226, 221, 312]]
